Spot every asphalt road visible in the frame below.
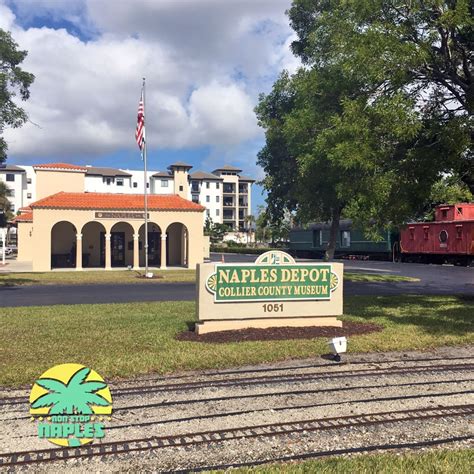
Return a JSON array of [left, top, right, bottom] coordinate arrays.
[[0, 254, 472, 308]]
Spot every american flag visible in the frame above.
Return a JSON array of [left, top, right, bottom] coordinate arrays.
[[135, 91, 145, 151]]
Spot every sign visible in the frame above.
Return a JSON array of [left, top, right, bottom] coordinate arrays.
[[29, 363, 113, 447], [95, 211, 149, 219], [206, 264, 337, 302], [196, 251, 344, 334]]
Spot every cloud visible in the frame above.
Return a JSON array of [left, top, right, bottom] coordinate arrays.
[[2, 0, 295, 167]]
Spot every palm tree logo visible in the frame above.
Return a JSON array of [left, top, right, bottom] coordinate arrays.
[[31, 367, 110, 414], [29, 364, 113, 448]]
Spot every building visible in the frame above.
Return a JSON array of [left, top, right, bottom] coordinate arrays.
[[1, 161, 254, 241], [13, 163, 206, 271]]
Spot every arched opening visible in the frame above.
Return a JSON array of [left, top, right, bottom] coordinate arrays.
[[138, 222, 162, 267], [109, 222, 134, 267], [166, 222, 189, 267], [51, 221, 77, 269], [81, 222, 106, 268]]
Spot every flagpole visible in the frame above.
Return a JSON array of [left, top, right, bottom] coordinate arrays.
[[142, 77, 149, 276]]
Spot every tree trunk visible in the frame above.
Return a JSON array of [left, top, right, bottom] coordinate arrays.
[[325, 207, 341, 261]]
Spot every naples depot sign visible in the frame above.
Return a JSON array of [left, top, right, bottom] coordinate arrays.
[[196, 251, 343, 334]]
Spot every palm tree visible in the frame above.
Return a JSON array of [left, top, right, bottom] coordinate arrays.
[[244, 214, 255, 245], [31, 367, 110, 415]]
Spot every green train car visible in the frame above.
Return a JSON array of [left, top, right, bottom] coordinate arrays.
[[289, 220, 399, 260]]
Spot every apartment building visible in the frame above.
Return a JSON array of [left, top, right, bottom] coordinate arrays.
[[1, 161, 254, 239]]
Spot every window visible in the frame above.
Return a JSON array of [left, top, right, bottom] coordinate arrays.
[[147, 183, 150, 188], [106, 178, 112, 185], [192, 195, 199, 203], [206, 195, 210, 202], [179, 185, 183, 192], [423, 226, 429, 240], [206, 209, 210, 217], [442, 210, 448, 219], [116, 178, 124, 186], [6, 174, 14, 182], [216, 209, 220, 216], [216, 182, 220, 189], [9, 189, 15, 197], [161, 179, 169, 187], [133, 182, 138, 188], [27, 178, 32, 184], [313, 230, 322, 247], [216, 196, 220, 203], [457, 207, 463, 216], [27, 193, 32, 199], [341, 230, 351, 247], [191, 181, 199, 192], [409, 227, 415, 240], [206, 182, 210, 189], [456, 225, 463, 239]]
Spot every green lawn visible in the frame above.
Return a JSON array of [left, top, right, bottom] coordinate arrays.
[[221, 449, 473, 473], [1, 295, 472, 387], [0, 270, 416, 286], [0, 269, 196, 286]]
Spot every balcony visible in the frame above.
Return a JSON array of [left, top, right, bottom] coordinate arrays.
[[238, 184, 248, 194], [223, 210, 235, 220], [223, 198, 235, 207], [223, 183, 235, 194]]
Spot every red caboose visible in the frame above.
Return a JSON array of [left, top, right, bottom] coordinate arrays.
[[400, 203, 474, 265]]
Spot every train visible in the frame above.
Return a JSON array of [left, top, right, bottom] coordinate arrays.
[[288, 203, 474, 266]]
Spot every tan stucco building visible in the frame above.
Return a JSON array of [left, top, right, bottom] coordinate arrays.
[[15, 163, 207, 272]]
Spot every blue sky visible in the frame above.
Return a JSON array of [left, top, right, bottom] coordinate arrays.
[[1, 0, 298, 214]]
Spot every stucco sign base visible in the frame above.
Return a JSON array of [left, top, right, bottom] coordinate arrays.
[[196, 251, 343, 334]]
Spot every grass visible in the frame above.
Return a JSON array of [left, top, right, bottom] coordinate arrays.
[[218, 449, 473, 473], [0, 295, 472, 387], [0, 270, 415, 286], [0, 269, 196, 286], [345, 272, 419, 283]]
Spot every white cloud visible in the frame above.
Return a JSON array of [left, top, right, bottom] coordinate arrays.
[[2, 0, 296, 164]]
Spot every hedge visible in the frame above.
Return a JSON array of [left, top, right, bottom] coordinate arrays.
[[210, 246, 288, 255]]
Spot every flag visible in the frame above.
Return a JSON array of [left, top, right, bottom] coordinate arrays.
[[135, 90, 145, 152]]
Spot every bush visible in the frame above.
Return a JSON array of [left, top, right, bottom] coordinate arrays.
[[210, 246, 288, 255]]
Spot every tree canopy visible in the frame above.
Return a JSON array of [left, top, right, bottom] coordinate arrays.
[[0, 28, 35, 163], [256, 0, 473, 258]]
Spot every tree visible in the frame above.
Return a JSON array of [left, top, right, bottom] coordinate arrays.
[[204, 216, 228, 244], [1, 28, 35, 163], [256, 1, 473, 259], [288, 0, 473, 192], [0, 181, 13, 224], [244, 214, 255, 245]]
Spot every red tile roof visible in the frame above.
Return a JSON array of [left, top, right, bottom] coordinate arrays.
[[30, 192, 205, 212], [13, 212, 33, 223], [33, 163, 88, 171]]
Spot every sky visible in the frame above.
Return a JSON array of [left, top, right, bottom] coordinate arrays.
[[1, 0, 300, 213]]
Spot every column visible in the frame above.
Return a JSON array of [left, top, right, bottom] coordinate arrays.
[[76, 233, 83, 271], [181, 228, 188, 267], [105, 233, 112, 270], [133, 233, 140, 270], [160, 234, 167, 269]]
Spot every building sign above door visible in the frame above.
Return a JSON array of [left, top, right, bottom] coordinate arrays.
[[94, 212, 149, 220]]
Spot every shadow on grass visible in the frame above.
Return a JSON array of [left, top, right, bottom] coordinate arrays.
[[345, 295, 474, 336], [0, 278, 39, 287]]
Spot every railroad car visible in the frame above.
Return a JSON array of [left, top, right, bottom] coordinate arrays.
[[400, 203, 474, 266], [289, 219, 398, 260]]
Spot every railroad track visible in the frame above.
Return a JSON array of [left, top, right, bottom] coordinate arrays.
[[2, 362, 473, 406], [3, 378, 472, 424], [1, 404, 472, 468]]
